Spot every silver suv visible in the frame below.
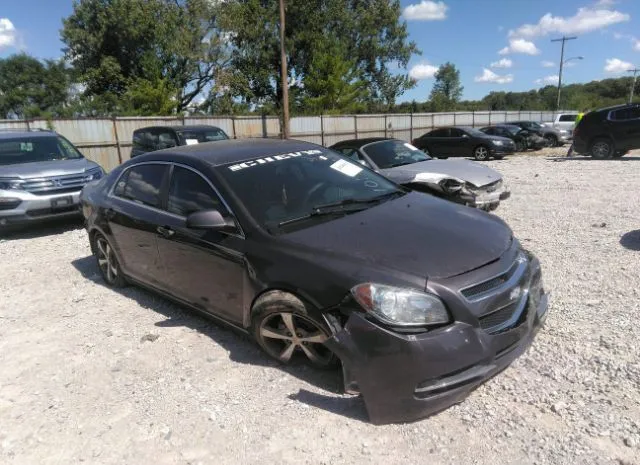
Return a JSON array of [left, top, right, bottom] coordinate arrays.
[[0, 130, 104, 231]]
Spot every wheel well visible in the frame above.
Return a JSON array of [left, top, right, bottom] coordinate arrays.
[[473, 144, 489, 153], [589, 134, 613, 147]]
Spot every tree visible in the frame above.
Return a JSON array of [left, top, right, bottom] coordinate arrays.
[[429, 62, 463, 111], [0, 54, 73, 119], [61, 0, 230, 114], [222, 0, 418, 113]]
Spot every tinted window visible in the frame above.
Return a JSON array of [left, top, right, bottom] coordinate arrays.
[[559, 114, 578, 122], [481, 127, 495, 135], [217, 149, 403, 234], [0, 136, 83, 166], [450, 128, 464, 137], [363, 140, 430, 169], [167, 167, 224, 217], [115, 164, 166, 208], [132, 130, 155, 150], [611, 107, 640, 121], [156, 130, 179, 149], [177, 128, 229, 144], [427, 128, 449, 137]]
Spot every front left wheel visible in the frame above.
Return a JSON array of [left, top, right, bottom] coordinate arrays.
[[474, 145, 489, 161], [252, 295, 336, 368], [93, 233, 126, 287]]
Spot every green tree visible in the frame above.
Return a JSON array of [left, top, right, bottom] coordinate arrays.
[[428, 62, 463, 111], [0, 54, 73, 119], [223, 0, 418, 114], [62, 0, 229, 114]]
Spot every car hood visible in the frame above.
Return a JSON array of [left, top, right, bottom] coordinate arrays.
[[381, 160, 502, 187], [0, 158, 99, 179], [281, 192, 512, 280]]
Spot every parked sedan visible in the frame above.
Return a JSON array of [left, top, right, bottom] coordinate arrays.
[[412, 126, 515, 161], [480, 125, 549, 151], [80, 139, 548, 425], [130, 125, 229, 158], [507, 121, 570, 147], [330, 138, 510, 211]]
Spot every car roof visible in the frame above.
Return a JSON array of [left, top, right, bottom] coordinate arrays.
[[132, 138, 323, 167], [0, 130, 58, 140], [133, 125, 223, 133], [594, 103, 637, 113], [330, 137, 391, 148]]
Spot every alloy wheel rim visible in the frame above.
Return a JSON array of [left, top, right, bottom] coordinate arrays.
[[259, 312, 332, 366], [96, 237, 118, 283], [476, 147, 488, 160], [593, 142, 610, 158]]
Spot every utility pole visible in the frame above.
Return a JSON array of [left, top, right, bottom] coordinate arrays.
[[551, 36, 577, 112], [627, 68, 639, 104], [279, 0, 290, 139]]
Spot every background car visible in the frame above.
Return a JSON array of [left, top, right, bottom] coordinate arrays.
[[543, 113, 579, 132], [572, 104, 640, 158], [130, 125, 229, 158], [507, 120, 570, 147], [330, 138, 510, 211], [0, 129, 104, 231], [80, 138, 548, 425], [480, 125, 549, 151], [412, 126, 515, 161]]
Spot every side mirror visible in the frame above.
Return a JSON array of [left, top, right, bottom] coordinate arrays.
[[461, 134, 469, 138], [186, 209, 236, 231]]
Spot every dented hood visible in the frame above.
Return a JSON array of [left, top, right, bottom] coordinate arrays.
[[381, 160, 502, 188], [282, 192, 512, 280]]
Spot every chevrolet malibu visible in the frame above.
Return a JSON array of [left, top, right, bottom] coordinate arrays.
[[80, 139, 549, 424]]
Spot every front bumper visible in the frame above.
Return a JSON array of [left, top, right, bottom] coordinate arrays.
[[488, 145, 515, 156], [464, 183, 510, 211], [0, 190, 82, 228], [325, 256, 548, 425]]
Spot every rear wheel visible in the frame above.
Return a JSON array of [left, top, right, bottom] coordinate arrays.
[[515, 140, 525, 152], [544, 134, 558, 147], [590, 138, 614, 159], [93, 232, 126, 287], [252, 293, 336, 368], [473, 145, 489, 161]]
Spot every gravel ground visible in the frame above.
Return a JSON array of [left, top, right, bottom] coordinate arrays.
[[1, 149, 639, 465]]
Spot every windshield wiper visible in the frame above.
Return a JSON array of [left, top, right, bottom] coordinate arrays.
[[277, 191, 404, 228]]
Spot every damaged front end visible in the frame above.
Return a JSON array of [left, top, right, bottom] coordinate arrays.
[[405, 172, 510, 211], [322, 253, 549, 425]]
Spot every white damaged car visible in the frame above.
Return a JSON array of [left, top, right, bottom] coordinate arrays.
[[330, 138, 510, 211]]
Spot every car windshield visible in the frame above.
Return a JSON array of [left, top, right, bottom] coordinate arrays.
[[527, 122, 543, 130], [177, 128, 228, 144], [0, 135, 83, 166], [501, 126, 521, 135], [362, 140, 430, 169], [217, 149, 404, 234]]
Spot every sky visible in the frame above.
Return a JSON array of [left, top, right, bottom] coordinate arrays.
[[1, 0, 639, 102]]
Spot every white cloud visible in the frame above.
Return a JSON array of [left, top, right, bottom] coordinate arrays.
[[474, 68, 514, 84], [499, 39, 541, 55], [541, 60, 555, 67], [409, 62, 439, 80], [595, 0, 616, 6], [490, 58, 513, 68], [604, 57, 633, 73], [509, 7, 630, 39], [634, 39, 640, 52], [0, 18, 16, 49], [535, 75, 559, 85], [403, 1, 448, 21]]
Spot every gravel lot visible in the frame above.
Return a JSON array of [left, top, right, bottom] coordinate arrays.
[[1, 150, 639, 465]]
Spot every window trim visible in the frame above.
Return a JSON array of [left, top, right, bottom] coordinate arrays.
[[109, 161, 245, 239], [607, 106, 640, 122]]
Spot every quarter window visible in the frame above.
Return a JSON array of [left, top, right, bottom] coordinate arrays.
[[167, 167, 224, 217], [115, 164, 167, 208], [611, 107, 640, 121], [559, 114, 577, 122]]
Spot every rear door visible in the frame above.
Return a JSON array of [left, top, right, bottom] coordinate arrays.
[[448, 128, 469, 157], [154, 165, 246, 324], [608, 106, 640, 150], [421, 128, 450, 155], [108, 163, 168, 285]]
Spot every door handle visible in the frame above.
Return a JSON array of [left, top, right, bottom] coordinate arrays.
[[157, 226, 175, 238]]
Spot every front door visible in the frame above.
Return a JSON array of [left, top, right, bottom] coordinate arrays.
[[108, 163, 168, 285], [155, 165, 245, 324]]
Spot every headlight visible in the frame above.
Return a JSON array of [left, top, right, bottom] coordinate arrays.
[[492, 140, 504, 146], [83, 167, 104, 182], [351, 283, 450, 327], [0, 178, 23, 190]]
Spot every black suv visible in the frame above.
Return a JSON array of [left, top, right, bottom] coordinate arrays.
[[130, 125, 229, 158], [572, 104, 640, 158]]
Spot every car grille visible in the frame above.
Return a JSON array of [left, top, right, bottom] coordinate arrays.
[[461, 259, 519, 299], [21, 174, 87, 196], [478, 297, 527, 334]]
